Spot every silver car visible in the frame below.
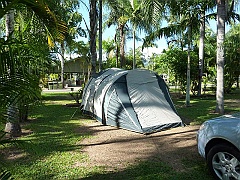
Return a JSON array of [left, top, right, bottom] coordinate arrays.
[[197, 112, 240, 180]]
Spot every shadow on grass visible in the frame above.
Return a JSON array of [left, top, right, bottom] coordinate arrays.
[[19, 104, 92, 156], [81, 159, 213, 180], [1, 99, 98, 179]]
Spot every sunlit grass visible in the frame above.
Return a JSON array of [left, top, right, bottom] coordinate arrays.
[[1, 89, 239, 179], [1, 92, 103, 179], [173, 89, 240, 125], [81, 159, 212, 180]]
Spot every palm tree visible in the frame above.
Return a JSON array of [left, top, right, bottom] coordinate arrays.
[[215, 0, 240, 114], [57, 2, 85, 88], [0, 1, 68, 178], [104, 0, 128, 68], [215, 0, 225, 114], [198, 1, 209, 96], [4, 9, 22, 137], [0, 0, 67, 135], [194, 1, 217, 97], [144, 0, 204, 106], [89, 0, 98, 75], [142, 0, 238, 108], [105, 0, 163, 69], [130, 0, 140, 69], [126, 0, 163, 69]]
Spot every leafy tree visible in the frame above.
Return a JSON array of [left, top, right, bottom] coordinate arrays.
[[56, 1, 85, 88], [125, 46, 145, 69], [102, 38, 116, 59], [145, 0, 205, 106], [200, 28, 217, 88], [224, 23, 240, 92], [153, 47, 198, 94]]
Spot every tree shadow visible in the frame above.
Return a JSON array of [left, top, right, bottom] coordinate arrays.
[[74, 123, 214, 180], [80, 158, 213, 180]]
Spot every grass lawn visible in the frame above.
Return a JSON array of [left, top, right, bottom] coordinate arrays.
[[172, 89, 240, 125], [0, 89, 239, 179]]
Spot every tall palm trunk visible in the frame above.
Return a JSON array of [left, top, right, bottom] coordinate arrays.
[[60, 42, 65, 88], [216, 0, 225, 114], [114, 32, 119, 67], [5, 10, 14, 38], [186, 26, 191, 107], [98, 0, 103, 71], [132, 26, 136, 69], [90, 0, 97, 76], [198, 10, 205, 96], [5, 10, 22, 137], [119, 23, 126, 68]]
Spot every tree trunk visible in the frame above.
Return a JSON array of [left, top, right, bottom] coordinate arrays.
[[119, 24, 126, 68], [5, 9, 22, 137], [186, 26, 191, 107], [19, 103, 28, 122], [114, 33, 119, 67], [98, 0, 103, 72], [237, 75, 239, 88], [5, 10, 14, 38], [198, 10, 205, 96], [116, 44, 119, 67], [5, 106, 21, 137], [216, 0, 225, 115], [60, 42, 65, 88], [132, 26, 136, 69], [90, 0, 97, 76]]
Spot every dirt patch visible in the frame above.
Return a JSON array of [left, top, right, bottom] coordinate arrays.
[[78, 121, 201, 172]]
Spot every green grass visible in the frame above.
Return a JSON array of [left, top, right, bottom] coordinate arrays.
[[173, 89, 240, 125], [0, 93, 102, 179], [1, 90, 240, 179], [81, 159, 212, 180]]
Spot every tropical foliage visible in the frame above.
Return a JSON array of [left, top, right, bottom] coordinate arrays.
[[224, 23, 240, 92], [0, 1, 68, 178]]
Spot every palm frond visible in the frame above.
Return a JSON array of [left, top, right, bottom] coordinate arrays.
[[0, 0, 67, 42], [143, 22, 186, 48], [0, 169, 12, 180], [0, 129, 13, 180], [0, 0, 19, 18]]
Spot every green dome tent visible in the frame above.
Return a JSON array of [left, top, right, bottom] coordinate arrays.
[[81, 68, 183, 134]]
